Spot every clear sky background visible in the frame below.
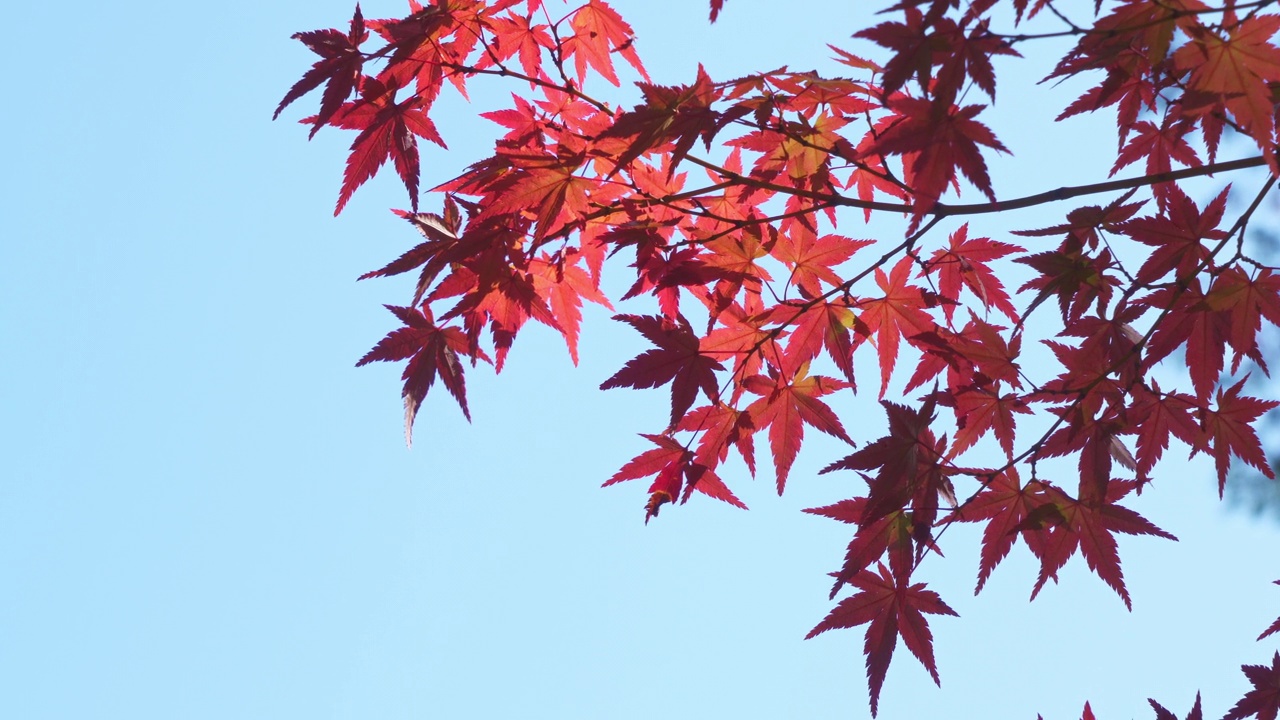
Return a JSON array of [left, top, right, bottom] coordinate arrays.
[[4, 1, 1280, 718]]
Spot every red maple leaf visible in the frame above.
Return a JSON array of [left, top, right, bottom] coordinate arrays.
[[699, 226, 773, 318], [777, 299, 860, 386], [945, 385, 1030, 460], [1016, 241, 1121, 323], [564, 0, 648, 86], [744, 364, 853, 494], [358, 208, 461, 307], [727, 117, 847, 190], [923, 223, 1023, 323], [480, 92, 551, 146], [1193, 377, 1279, 495], [854, 7, 937, 98], [859, 8, 1019, 106], [823, 398, 955, 540], [1109, 116, 1201, 208], [605, 433, 743, 522], [600, 314, 723, 428], [904, 315, 1022, 396], [365, 0, 493, 101], [846, 138, 912, 220], [1057, 303, 1144, 386], [483, 11, 554, 79], [1224, 652, 1280, 720], [865, 96, 1009, 216], [936, 17, 1021, 102], [1112, 117, 1200, 179], [530, 251, 613, 365], [1117, 186, 1227, 286], [1036, 404, 1132, 504], [676, 402, 756, 479], [775, 233, 873, 299], [948, 469, 1055, 594], [599, 64, 721, 174], [436, 257, 562, 372], [323, 76, 448, 215], [1142, 279, 1228, 403], [1128, 381, 1202, 482], [1022, 481, 1176, 609], [1174, 13, 1280, 165], [807, 499, 918, 597], [356, 304, 489, 446], [1207, 266, 1280, 374], [622, 246, 725, 321], [699, 305, 782, 387], [1048, 0, 1185, 82], [1035, 338, 1127, 423], [855, 256, 937, 398], [482, 158, 597, 243], [806, 563, 957, 718], [275, 4, 369, 137], [1057, 51, 1160, 134]]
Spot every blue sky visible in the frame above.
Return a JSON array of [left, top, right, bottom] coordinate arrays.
[[3, 1, 1280, 718]]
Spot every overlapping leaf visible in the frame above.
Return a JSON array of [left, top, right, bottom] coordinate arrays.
[[600, 314, 723, 428], [744, 363, 853, 493]]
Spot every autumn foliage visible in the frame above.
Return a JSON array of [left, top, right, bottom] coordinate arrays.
[[277, 1, 1280, 716]]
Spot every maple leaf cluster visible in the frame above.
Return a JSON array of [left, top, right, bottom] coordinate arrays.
[[277, 0, 1280, 716]]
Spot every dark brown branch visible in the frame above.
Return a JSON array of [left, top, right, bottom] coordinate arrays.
[[935, 156, 1271, 216], [685, 153, 1271, 219]]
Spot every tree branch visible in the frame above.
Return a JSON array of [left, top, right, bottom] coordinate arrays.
[[685, 153, 1270, 219]]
